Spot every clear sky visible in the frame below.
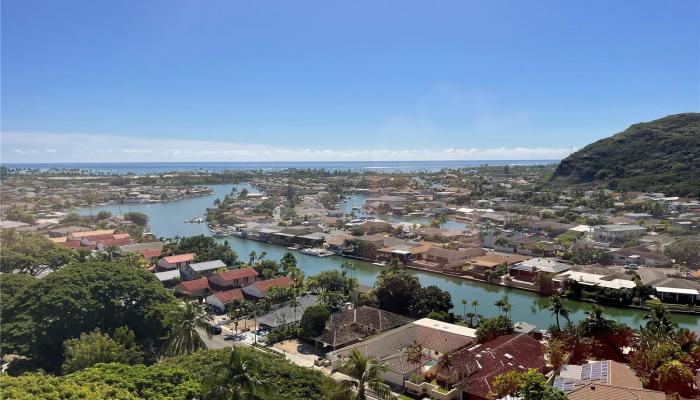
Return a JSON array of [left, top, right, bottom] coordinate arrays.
[[1, 0, 698, 162]]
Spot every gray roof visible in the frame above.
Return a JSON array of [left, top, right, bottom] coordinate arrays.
[[190, 260, 226, 271], [154, 269, 181, 281], [637, 269, 667, 285], [257, 295, 319, 328]]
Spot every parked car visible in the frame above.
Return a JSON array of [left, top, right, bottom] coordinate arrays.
[[211, 324, 222, 335], [625, 263, 639, 270]]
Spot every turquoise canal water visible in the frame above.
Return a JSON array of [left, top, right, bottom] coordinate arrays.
[[79, 184, 699, 331]]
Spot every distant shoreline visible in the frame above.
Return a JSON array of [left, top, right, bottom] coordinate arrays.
[[2, 160, 559, 174]]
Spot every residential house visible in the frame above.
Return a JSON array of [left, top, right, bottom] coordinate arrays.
[[609, 247, 672, 267], [410, 246, 484, 273], [448, 333, 547, 400], [174, 277, 211, 297], [206, 288, 245, 313], [158, 253, 196, 271], [553, 360, 665, 400], [508, 258, 571, 281], [330, 318, 475, 387], [591, 225, 647, 246], [314, 305, 413, 350], [154, 269, 181, 287], [242, 276, 294, 300], [650, 277, 700, 305], [465, 254, 531, 275], [257, 295, 319, 329], [180, 260, 226, 280], [208, 268, 259, 291]]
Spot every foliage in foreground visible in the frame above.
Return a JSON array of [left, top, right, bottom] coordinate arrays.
[[0, 347, 335, 400]]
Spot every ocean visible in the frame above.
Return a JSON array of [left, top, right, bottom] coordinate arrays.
[[2, 160, 558, 174]]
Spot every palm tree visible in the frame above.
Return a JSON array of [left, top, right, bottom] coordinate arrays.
[[502, 303, 512, 320], [549, 294, 570, 331], [643, 304, 676, 336], [461, 299, 468, 321], [471, 300, 479, 315], [336, 349, 395, 400], [204, 347, 272, 400], [164, 301, 214, 356], [582, 305, 612, 334], [248, 251, 257, 266]]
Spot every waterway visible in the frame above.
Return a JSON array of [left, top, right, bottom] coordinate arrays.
[[78, 184, 699, 331]]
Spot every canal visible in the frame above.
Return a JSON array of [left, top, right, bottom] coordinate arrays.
[[78, 184, 699, 331]]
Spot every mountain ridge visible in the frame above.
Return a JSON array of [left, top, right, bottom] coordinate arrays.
[[551, 113, 700, 197]]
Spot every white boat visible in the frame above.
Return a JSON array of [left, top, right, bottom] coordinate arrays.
[[286, 244, 301, 250], [300, 248, 334, 257]]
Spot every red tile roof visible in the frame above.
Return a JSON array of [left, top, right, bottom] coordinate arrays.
[[253, 276, 293, 294], [178, 278, 210, 292], [214, 288, 244, 304], [214, 268, 259, 282], [453, 333, 547, 398], [162, 253, 196, 263], [140, 248, 162, 258]]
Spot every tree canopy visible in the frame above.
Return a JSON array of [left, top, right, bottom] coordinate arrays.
[[1, 261, 178, 372], [0, 229, 74, 275], [164, 235, 238, 266]]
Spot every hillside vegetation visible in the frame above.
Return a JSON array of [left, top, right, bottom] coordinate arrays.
[[551, 113, 700, 196]]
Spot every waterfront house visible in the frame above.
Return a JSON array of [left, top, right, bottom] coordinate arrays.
[[410, 246, 484, 273], [206, 288, 245, 313], [329, 318, 475, 387], [207, 268, 259, 291], [174, 277, 211, 298], [180, 260, 226, 280], [242, 276, 294, 300], [465, 254, 531, 275], [650, 277, 700, 305], [314, 305, 413, 350], [158, 253, 196, 271], [508, 257, 571, 281]]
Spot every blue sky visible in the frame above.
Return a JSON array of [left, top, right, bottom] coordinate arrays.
[[2, 0, 698, 162]]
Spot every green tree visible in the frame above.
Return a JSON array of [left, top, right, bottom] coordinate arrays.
[[549, 294, 570, 330], [1, 261, 177, 372], [336, 349, 395, 400], [204, 347, 272, 400], [476, 315, 514, 342], [280, 252, 298, 274], [62, 329, 142, 374], [165, 235, 238, 265], [664, 235, 700, 267], [299, 304, 330, 338], [411, 285, 453, 318], [374, 267, 420, 315], [123, 211, 149, 226], [164, 302, 215, 357], [0, 230, 74, 275]]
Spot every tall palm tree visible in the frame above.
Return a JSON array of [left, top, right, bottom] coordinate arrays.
[[336, 349, 395, 400], [471, 300, 479, 315], [164, 301, 214, 356], [549, 294, 570, 331], [461, 299, 468, 321], [583, 305, 612, 334], [204, 347, 272, 400]]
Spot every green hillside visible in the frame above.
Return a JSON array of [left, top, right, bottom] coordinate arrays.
[[551, 113, 700, 197]]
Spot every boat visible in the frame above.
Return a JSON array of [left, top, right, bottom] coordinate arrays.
[[286, 244, 301, 250], [351, 204, 360, 210], [300, 248, 335, 257]]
